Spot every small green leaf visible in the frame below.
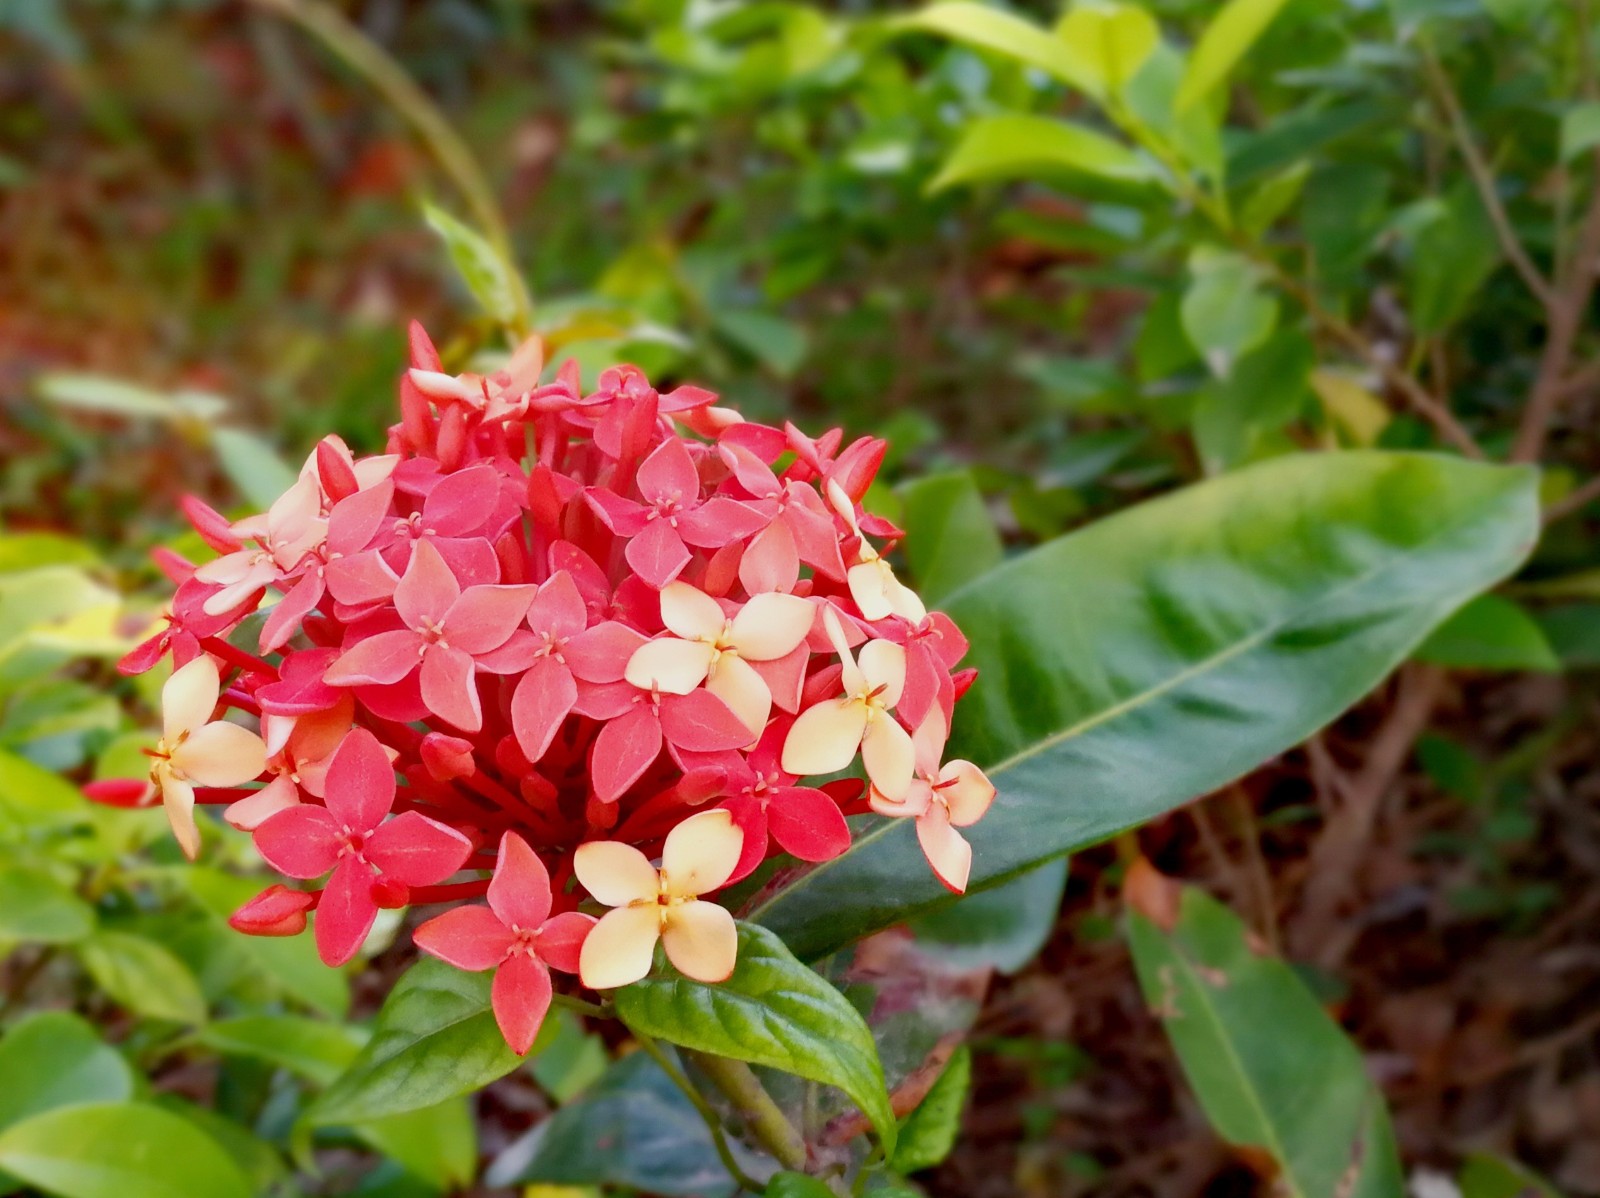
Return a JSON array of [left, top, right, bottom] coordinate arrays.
[[0, 1102, 253, 1198], [1055, 1, 1160, 94], [930, 114, 1154, 192], [35, 374, 183, 420], [614, 922, 897, 1153], [712, 310, 809, 378], [1560, 102, 1600, 163], [1413, 593, 1560, 672], [1126, 881, 1406, 1198], [909, 857, 1067, 974], [423, 200, 521, 326], [0, 1014, 135, 1134], [77, 931, 207, 1025], [353, 1099, 477, 1190], [1239, 160, 1310, 237], [1406, 185, 1500, 335], [896, 3, 1098, 93], [0, 868, 95, 944], [1175, 0, 1289, 111], [1181, 247, 1277, 378], [892, 1044, 971, 1174], [192, 1016, 364, 1088], [1458, 1152, 1564, 1198], [897, 470, 1003, 604], [208, 428, 298, 510], [308, 957, 521, 1124], [766, 1173, 833, 1197]]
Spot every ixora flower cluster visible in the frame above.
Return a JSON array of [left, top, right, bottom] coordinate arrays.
[[93, 325, 995, 1053]]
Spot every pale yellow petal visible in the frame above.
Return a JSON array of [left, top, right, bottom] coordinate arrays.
[[848, 561, 893, 622], [939, 760, 997, 827], [706, 654, 771, 739], [910, 707, 948, 777], [661, 900, 738, 983], [728, 593, 814, 660], [869, 778, 931, 819], [159, 774, 200, 861], [659, 581, 725, 642], [916, 802, 972, 894], [224, 775, 300, 831], [780, 698, 869, 779], [162, 656, 220, 741], [861, 713, 914, 803], [624, 637, 716, 695], [824, 478, 857, 529], [886, 572, 928, 623], [573, 840, 659, 907], [857, 639, 906, 709], [821, 607, 865, 695], [578, 903, 662, 990], [172, 721, 268, 787], [661, 809, 743, 898]]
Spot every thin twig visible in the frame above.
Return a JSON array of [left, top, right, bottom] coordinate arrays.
[[630, 1033, 767, 1194], [1420, 46, 1554, 306], [687, 1050, 810, 1172]]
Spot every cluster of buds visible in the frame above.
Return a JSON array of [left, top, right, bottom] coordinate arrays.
[[96, 325, 995, 1053]]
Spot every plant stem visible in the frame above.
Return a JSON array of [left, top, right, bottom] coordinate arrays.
[[249, 0, 534, 335], [630, 1033, 766, 1194], [550, 992, 611, 1020], [686, 1050, 810, 1172]]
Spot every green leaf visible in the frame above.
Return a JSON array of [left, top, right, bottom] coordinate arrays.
[[766, 1173, 833, 1197], [0, 534, 98, 574], [1175, 0, 1289, 111], [908, 857, 1067, 974], [0, 1014, 135, 1133], [1458, 1153, 1564, 1198], [0, 868, 95, 944], [208, 428, 298, 510], [929, 115, 1154, 192], [712, 310, 809, 378], [751, 452, 1539, 959], [0, 1102, 253, 1198], [1536, 603, 1600, 668], [191, 1015, 364, 1088], [1055, 1, 1160, 94], [1238, 160, 1310, 238], [897, 470, 1004, 604], [423, 200, 521, 326], [896, 3, 1098, 93], [891, 1044, 971, 1174], [1126, 881, 1405, 1198], [1406, 186, 1500, 335], [1180, 247, 1277, 378], [1413, 593, 1560, 672], [35, 374, 185, 420], [307, 957, 521, 1124], [1560, 101, 1600, 163], [614, 922, 897, 1153], [77, 931, 207, 1025], [353, 1099, 477, 1191]]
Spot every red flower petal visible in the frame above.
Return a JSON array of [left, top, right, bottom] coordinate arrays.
[[660, 689, 756, 753], [325, 629, 422, 687], [414, 905, 515, 971], [487, 832, 553, 930], [511, 657, 578, 764], [767, 786, 852, 862], [366, 811, 473, 887], [315, 857, 380, 966], [395, 539, 462, 629], [491, 952, 552, 1056], [446, 584, 537, 655], [636, 436, 699, 504], [419, 644, 482, 732], [624, 518, 691, 590], [322, 727, 396, 831], [254, 805, 341, 879], [590, 706, 662, 803], [533, 911, 596, 974]]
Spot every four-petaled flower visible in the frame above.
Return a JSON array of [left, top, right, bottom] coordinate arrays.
[[624, 581, 815, 738], [324, 539, 535, 731], [148, 656, 268, 859], [254, 728, 473, 965], [194, 475, 326, 615], [414, 832, 596, 1054], [869, 711, 996, 893], [574, 809, 744, 989]]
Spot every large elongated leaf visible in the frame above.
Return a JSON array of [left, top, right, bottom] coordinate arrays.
[[752, 452, 1539, 959], [896, 3, 1097, 93], [1125, 872, 1405, 1198], [930, 115, 1154, 192], [307, 958, 520, 1124], [614, 923, 897, 1153], [0, 1014, 135, 1134], [1175, 0, 1290, 111]]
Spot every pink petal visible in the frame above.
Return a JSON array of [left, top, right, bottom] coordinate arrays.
[[414, 905, 515, 971], [315, 857, 380, 966], [327, 479, 395, 555], [493, 953, 553, 1055], [419, 733, 476, 782], [422, 464, 500, 536], [564, 622, 648, 684], [767, 787, 852, 862], [445, 584, 537, 654], [590, 706, 663, 803], [739, 521, 800, 595], [260, 572, 325, 654], [432, 536, 501, 588], [488, 831, 553, 930], [719, 793, 770, 885], [676, 497, 769, 548], [473, 628, 542, 674], [635, 436, 699, 504], [325, 629, 422, 687], [322, 727, 396, 831], [395, 539, 461, 629], [324, 550, 401, 607], [625, 519, 691, 590], [366, 811, 474, 886], [534, 911, 596, 974], [572, 679, 638, 720], [583, 487, 649, 536], [660, 689, 758, 753], [529, 570, 588, 639], [420, 644, 482, 732], [254, 804, 341, 879], [511, 657, 578, 763]]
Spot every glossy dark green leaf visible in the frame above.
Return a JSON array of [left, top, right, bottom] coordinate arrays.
[[192, 1015, 364, 1088], [752, 453, 1539, 960], [353, 1100, 477, 1191], [0, 1102, 253, 1198], [308, 958, 520, 1124], [614, 922, 896, 1152], [891, 1043, 971, 1174], [76, 931, 207, 1025], [0, 868, 95, 944], [1413, 593, 1559, 671], [0, 1013, 135, 1134], [908, 857, 1066, 974], [1126, 883, 1405, 1198], [1458, 1152, 1564, 1198], [898, 470, 1004, 604]]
